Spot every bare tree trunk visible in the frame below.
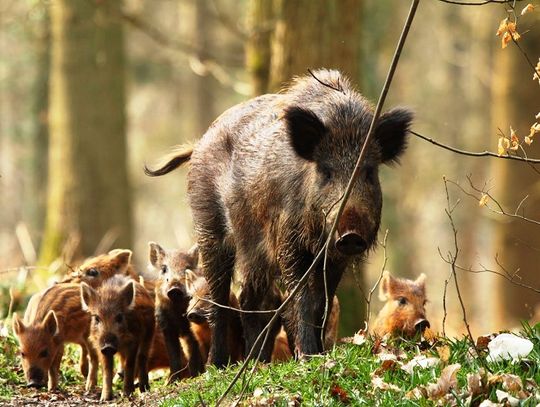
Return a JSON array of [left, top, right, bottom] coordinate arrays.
[[491, 19, 540, 326], [40, 0, 132, 265], [270, 0, 361, 91], [246, 0, 273, 96]]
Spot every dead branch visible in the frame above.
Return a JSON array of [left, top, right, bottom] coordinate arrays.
[[446, 176, 540, 226], [442, 176, 477, 351], [365, 230, 389, 331], [411, 131, 540, 164], [118, 9, 243, 67]]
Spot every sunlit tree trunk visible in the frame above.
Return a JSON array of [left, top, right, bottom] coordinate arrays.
[[270, 0, 361, 91], [491, 17, 540, 327], [246, 0, 273, 96], [40, 0, 132, 265], [269, 0, 363, 336]]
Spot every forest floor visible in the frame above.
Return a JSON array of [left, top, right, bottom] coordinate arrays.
[[0, 322, 538, 406]]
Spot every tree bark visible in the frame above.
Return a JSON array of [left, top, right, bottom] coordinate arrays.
[[491, 18, 540, 326], [40, 0, 132, 265]]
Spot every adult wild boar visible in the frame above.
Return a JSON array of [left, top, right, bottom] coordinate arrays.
[[146, 69, 412, 366]]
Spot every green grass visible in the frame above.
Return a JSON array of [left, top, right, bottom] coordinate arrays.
[[0, 320, 538, 406]]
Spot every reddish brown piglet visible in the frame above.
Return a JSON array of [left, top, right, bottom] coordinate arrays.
[[372, 271, 430, 338], [61, 249, 137, 289], [12, 283, 98, 392], [80, 275, 154, 401]]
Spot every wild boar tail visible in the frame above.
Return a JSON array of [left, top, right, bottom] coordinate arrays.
[[144, 145, 193, 177]]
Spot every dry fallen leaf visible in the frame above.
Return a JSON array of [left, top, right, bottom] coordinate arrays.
[[330, 383, 350, 404], [479, 400, 502, 407], [488, 373, 523, 393], [401, 355, 439, 375], [371, 376, 401, 392], [476, 334, 493, 350], [510, 127, 519, 150], [496, 18, 521, 48], [496, 390, 519, 407], [352, 331, 366, 346], [373, 359, 399, 376], [422, 327, 436, 341], [467, 369, 488, 398], [426, 363, 461, 400], [437, 345, 451, 363], [525, 136, 533, 145]]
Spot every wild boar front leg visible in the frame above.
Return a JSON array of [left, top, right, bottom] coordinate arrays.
[[83, 340, 99, 392]]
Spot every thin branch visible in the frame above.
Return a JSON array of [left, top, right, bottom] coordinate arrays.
[[365, 230, 389, 331], [411, 131, 540, 163], [442, 177, 478, 353], [446, 176, 540, 226], [117, 9, 243, 67]]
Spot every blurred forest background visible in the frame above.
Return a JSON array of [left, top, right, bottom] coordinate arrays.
[[1, 0, 539, 338]]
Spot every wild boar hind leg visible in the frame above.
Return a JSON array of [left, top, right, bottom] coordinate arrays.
[[200, 244, 235, 368], [237, 253, 281, 363]]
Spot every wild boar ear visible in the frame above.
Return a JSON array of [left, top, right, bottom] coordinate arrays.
[[12, 313, 25, 337], [80, 283, 97, 311], [120, 281, 136, 310], [378, 270, 391, 301], [110, 249, 132, 273], [148, 242, 165, 267], [187, 244, 199, 267], [375, 107, 413, 164], [284, 106, 326, 161], [43, 310, 59, 337]]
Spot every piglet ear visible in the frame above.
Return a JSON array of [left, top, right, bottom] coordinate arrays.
[[375, 107, 413, 164], [43, 310, 59, 337], [12, 313, 25, 337], [109, 249, 132, 273], [148, 242, 165, 268], [120, 281, 136, 310], [80, 283, 96, 311], [378, 270, 391, 301], [284, 106, 326, 161]]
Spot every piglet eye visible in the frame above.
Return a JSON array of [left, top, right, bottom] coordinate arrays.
[[39, 349, 48, 358], [398, 297, 407, 306], [93, 315, 101, 324], [161, 265, 168, 274], [20, 351, 26, 358], [86, 268, 99, 277]]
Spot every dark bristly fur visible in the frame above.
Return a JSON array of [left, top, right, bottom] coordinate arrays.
[[148, 242, 205, 380], [146, 69, 413, 366]]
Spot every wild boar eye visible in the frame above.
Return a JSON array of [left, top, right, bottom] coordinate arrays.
[[93, 315, 101, 324], [39, 349, 48, 358], [398, 297, 407, 306], [115, 314, 124, 323], [86, 268, 99, 277], [20, 351, 26, 358], [318, 165, 332, 183]]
